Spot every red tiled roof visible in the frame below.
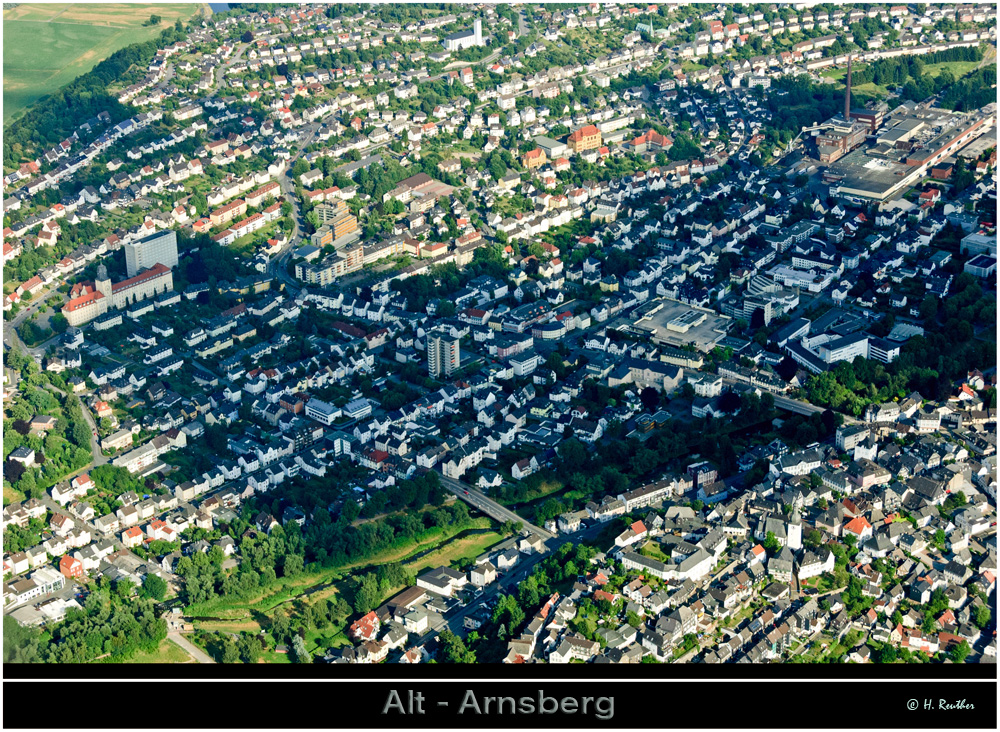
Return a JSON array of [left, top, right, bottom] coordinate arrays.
[[63, 289, 105, 313], [844, 516, 872, 535], [112, 262, 170, 293], [568, 124, 600, 142]]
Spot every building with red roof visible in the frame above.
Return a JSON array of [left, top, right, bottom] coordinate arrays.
[[59, 555, 83, 578]]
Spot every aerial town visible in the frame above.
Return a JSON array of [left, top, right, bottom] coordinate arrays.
[[2, 2, 996, 667]]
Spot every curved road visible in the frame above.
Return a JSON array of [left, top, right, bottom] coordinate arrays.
[[43, 382, 107, 466]]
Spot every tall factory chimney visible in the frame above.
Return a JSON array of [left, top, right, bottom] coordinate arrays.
[[844, 55, 852, 121]]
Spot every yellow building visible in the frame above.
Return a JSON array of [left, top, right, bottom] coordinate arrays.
[[522, 147, 548, 169], [567, 124, 602, 153]]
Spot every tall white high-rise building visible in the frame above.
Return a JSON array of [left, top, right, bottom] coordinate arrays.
[[428, 333, 461, 378], [124, 230, 179, 277]]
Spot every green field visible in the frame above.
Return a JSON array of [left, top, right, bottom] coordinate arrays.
[[118, 638, 194, 664], [3, 3, 207, 123], [819, 59, 983, 98]]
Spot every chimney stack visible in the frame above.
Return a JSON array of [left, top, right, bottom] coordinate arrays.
[[844, 55, 852, 121]]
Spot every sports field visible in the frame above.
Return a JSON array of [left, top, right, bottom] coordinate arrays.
[[3, 3, 207, 123]]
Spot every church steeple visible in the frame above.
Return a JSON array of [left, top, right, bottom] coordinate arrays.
[[95, 264, 111, 299]]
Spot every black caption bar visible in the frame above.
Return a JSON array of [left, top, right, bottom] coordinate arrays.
[[3, 679, 996, 728]]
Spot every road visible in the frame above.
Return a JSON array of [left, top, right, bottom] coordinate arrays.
[[205, 41, 250, 98], [428, 521, 606, 642], [773, 393, 859, 425], [168, 631, 216, 663], [43, 381, 107, 466], [722, 380, 859, 426], [268, 110, 392, 291], [438, 474, 555, 540], [3, 284, 62, 359]]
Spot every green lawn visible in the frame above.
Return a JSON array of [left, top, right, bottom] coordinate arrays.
[[4, 486, 25, 506], [183, 518, 497, 619], [638, 541, 670, 563], [403, 529, 505, 575], [226, 221, 282, 258], [260, 650, 293, 664], [921, 60, 980, 79], [119, 638, 194, 664], [681, 61, 708, 73], [3, 4, 205, 123]]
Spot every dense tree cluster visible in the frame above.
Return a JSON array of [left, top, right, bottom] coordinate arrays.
[[3, 355, 93, 498], [9, 579, 168, 663]]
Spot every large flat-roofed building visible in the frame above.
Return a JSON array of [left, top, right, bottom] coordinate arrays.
[[382, 172, 454, 204], [315, 200, 359, 242], [124, 230, 178, 277], [534, 136, 568, 159], [826, 106, 994, 202], [633, 298, 732, 353], [787, 331, 901, 373], [305, 398, 341, 426], [823, 149, 917, 202], [849, 100, 889, 132], [960, 233, 996, 257], [964, 254, 997, 278]]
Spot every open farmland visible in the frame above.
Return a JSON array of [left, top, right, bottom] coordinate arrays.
[[3, 3, 206, 123]]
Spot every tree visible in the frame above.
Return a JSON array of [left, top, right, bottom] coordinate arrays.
[[932, 529, 946, 550], [239, 635, 262, 664], [141, 573, 168, 601], [271, 612, 291, 641], [353, 572, 381, 614], [762, 531, 780, 555], [718, 390, 741, 414], [18, 470, 37, 498], [291, 634, 312, 663], [222, 638, 240, 664], [777, 356, 799, 382], [919, 294, 938, 322], [876, 644, 898, 663], [438, 630, 476, 663], [948, 640, 971, 664], [639, 386, 660, 412], [972, 604, 991, 629]]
